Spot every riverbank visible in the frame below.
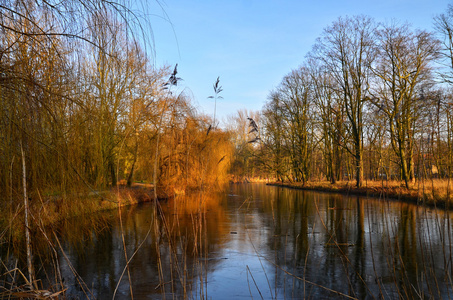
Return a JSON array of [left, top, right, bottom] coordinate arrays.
[[267, 179, 453, 209], [42, 184, 165, 223], [0, 184, 162, 241], [0, 184, 161, 299], [230, 177, 272, 183]]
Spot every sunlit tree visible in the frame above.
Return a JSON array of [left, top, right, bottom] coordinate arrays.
[[370, 23, 439, 187], [312, 15, 377, 187]]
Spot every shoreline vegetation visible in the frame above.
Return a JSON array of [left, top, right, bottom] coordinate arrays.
[[1, 184, 159, 244], [264, 179, 453, 209], [2, 183, 163, 229], [27, 178, 453, 226], [7, 177, 453, 233]]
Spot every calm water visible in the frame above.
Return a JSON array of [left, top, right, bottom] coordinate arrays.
[[49, 184, 453, 299]]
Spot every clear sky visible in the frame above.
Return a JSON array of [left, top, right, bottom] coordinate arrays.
[[148, 0, 451, 126]]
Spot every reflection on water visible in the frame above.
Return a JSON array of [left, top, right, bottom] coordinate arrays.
[[43, 184, 453, 298]]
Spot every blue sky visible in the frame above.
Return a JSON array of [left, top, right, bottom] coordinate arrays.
[[148, 0, 451, 126]]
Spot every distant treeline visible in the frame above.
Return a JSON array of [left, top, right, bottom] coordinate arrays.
[[228, 10, 453, 188]]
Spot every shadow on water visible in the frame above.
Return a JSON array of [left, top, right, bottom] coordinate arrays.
[[225, 184, 453, 299], [2, 183, 453, 299], [52, 192, 233, 299]]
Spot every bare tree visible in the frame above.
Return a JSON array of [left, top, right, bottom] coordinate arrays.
[[435, 4, 453, 84], [262, 91, 287, 182], [312, 15, 377, 187], [370, 23, 440, 188], [307, 59, 344, 183], [277, 67, 313, 184]]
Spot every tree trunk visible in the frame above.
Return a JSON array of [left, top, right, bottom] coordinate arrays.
[[355, 140, 363, 188], [109, 159, 117, 187], [21, 143, 33, 285], [126, 162, 135, 187]]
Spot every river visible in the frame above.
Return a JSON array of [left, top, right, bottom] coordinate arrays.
[[44, 183, 453, 299]]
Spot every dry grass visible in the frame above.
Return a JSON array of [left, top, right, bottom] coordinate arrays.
[[0, 184, 157, 256], [31, 185, 156, 226], [0, 183, 161, 299], [269, 179, 453, 208]]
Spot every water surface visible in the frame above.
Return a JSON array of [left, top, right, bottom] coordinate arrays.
[[52, 184, 453, 299]]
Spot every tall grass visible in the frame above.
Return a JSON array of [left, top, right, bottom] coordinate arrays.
[[0, 185, 154, 299]]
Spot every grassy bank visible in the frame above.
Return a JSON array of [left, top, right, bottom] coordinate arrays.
[[0, 184, 159, 257], [3, 184, 158, 229], [0, 184, 160, 298], [267, 179, 453, 209]]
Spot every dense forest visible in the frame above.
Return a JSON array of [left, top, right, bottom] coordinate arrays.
[[0, 2, 234, 290], [229, 11, 453, 190], [0, 0, 232, 205]]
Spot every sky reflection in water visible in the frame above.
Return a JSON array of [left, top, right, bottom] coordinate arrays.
[[56, 183, 453, 299]]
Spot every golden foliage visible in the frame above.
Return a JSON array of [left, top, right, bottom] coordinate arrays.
[[156, 98, 233, 194]]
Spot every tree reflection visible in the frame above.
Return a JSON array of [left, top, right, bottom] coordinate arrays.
[[24, 184, 453, 299], [43, 191, 232, 299], [246, 185, 453, 299]]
